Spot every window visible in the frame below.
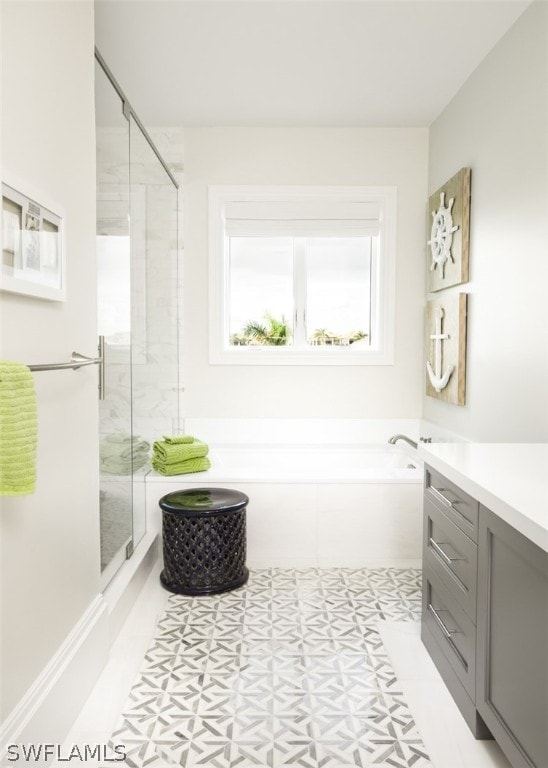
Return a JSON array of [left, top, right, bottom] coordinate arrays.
[[209, 186, 396, 365]]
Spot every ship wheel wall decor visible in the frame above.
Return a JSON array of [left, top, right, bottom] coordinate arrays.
[[427, 168, 471, 292]]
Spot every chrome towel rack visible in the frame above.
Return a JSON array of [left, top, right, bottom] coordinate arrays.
[[28, 340, 106, 400], [28, 351, 102, 372]]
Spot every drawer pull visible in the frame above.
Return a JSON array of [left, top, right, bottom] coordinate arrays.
[[429, 537, 466, 566], [430, 485, 461, 508], [429, 486, 472, 526], [428, 604, 462, 639]]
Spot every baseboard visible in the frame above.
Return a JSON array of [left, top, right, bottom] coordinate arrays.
[[0, 534, 160, 766], [103, 532, 159, 641], [317, 558, 423, 569], [247, 558, 423, 569], [0, 596, 110, 764]]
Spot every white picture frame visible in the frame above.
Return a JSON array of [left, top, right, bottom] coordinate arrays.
[[1, 173, 66, 301]]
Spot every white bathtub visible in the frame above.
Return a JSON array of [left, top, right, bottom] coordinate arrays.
[[207, 444, 422, 482], [145, 444, 424, 568]]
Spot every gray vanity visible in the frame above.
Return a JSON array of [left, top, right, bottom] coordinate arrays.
[[418, 444, 548, 768]]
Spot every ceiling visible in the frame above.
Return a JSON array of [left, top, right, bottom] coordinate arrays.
[[94, 0, 531, 127]]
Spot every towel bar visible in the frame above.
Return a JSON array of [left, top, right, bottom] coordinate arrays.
[[28, 352, 103, 372]]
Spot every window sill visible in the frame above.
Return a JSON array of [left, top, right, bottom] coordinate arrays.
[[209, 345, 394, 366]]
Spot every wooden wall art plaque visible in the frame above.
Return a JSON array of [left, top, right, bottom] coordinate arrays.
[[425, 293, 467, 406], [427, 167, 471, 293]]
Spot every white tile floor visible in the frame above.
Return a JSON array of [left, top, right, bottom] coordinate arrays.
[[55, 564, 512, 768], [378, 624, 511, 768]]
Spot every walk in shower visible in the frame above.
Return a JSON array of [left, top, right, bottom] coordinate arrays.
[[95, 51, 180, 587]]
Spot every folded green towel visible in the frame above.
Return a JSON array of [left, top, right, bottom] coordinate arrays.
[[103, 433, 141, 445], [100, 460, 132, 476], [162, 434, 196, 444], [100, 435, 150, 462], [0, 361, 38, 496], [153, 438, 208, 464], [152, 456, 211, 476], [119, 442, 150, 461], [101, 453, 149, 475], [100, 433, 150, 475]]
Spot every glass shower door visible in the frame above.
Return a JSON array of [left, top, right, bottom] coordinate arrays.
[[129, 116, 179, 546], [95, 60, 134, 587], [94, 52, 180, 588]]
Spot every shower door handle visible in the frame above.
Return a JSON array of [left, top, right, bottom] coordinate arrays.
[[98, 335, 105, 400]]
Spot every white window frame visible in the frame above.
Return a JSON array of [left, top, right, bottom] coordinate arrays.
[[209, 185, 396, 366]]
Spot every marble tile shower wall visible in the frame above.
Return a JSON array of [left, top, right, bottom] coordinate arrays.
[[97, 126, 184, 453]]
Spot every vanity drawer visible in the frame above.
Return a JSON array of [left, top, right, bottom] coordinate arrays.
[[422, 565, 476, 699], [424, 497, 477, 620], [425, 466, 479, 542]]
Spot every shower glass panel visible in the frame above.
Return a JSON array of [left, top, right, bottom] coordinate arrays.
[[95, 52, 180, 588], [95, 60, 133, 586], [129, 117, 179, 545]]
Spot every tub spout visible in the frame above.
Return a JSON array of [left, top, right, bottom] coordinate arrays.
[[388, 434, 418, 450]]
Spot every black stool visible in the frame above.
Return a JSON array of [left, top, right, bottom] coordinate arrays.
[[159, 487, 249, 595]]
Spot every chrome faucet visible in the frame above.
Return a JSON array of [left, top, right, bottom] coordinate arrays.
[[388, 434, 418, 449]]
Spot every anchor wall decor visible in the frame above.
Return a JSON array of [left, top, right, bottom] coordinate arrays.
[[426, 305, 454, 392], [425, 294, 467, 405], [427, 168, 471, 293]]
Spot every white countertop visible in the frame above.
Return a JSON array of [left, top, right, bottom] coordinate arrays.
[[417, 443, 548, 552]]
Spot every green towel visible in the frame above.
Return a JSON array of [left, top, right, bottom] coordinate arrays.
[[0, 361, 38, 496], [101, 454, 149, 475], [152, 455, 211, 476], [103, 433, 141, 445], [153, 438, 208, 464], [100, 434, 150, 475], [162, 434, 196, 444], [100, 459, 132, 475], [119, 442, 150, 461], [100, 435, 150, 461]]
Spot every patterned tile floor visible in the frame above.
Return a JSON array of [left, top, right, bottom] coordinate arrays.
[[108, 568, 432, 768]]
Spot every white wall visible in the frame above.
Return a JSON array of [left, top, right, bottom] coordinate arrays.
[[0, 1, 100, 719], [424, 1, 548, 442], [183, 127, 428, 419]]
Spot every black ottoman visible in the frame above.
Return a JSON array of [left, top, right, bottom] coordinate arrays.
[[159, 487, 249, 595]]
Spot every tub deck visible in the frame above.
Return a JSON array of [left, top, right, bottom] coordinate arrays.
[[147, 444, 423, 484]]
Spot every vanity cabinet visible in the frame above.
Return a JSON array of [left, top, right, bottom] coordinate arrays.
[[476, 505, 548, 768], [421, 466, 490, 738], [422, 465, 548, 768]]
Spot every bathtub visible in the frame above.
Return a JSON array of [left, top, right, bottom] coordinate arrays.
[[206, 444, 421, 482], [145, 444, 424, 569]]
